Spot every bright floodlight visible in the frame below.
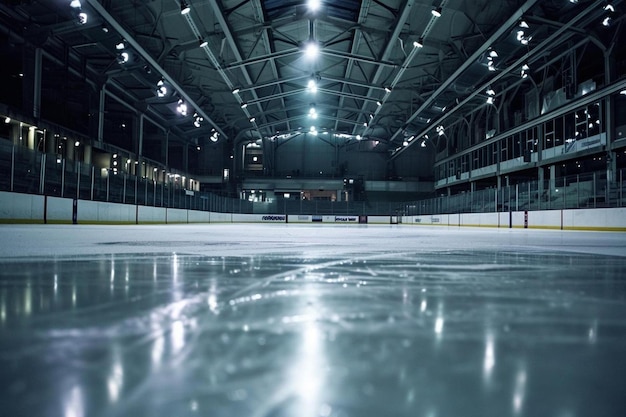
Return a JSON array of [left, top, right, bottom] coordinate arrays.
[[180, 1, 191, 15], [305, 42, 319, 58], [307, 79, 318, 93], [307, 0, 321, 11], [70, 0, 82, 8]]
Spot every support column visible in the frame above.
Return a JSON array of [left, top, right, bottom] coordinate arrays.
[[98, 84, 106, 145], [45, 130, 55, 155], [83, 144, 92, 165], [134, 114, 144, 177], [162, 130, 170, 168], [9, 123, 20, 146], [33, 48, 42, 119], [27, 126, 35, 150], [66, 139, 75, 161], [182, 143, 189, 173]]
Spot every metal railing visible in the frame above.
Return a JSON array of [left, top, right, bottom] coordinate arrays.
[[1, 141, 624, 216], [400, 169, 625, 216]]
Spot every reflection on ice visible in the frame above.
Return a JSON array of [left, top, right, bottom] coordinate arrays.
[[107, 349, 124, 404], [171, 320, 185, 353], [483, 331, 496, 385], [513, 366, 527, 415], [0, 242, 625, 417], [64, 385, 84, 417]]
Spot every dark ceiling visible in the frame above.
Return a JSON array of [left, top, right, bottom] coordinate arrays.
[[0, 0, 623, 158]]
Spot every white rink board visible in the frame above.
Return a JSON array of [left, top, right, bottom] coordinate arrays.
[[0, 191, 44, 222]]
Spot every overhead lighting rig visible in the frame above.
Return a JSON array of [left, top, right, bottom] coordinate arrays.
[[180, 0, 191, 15]]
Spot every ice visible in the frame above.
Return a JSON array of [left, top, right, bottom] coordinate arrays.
[[0, 224, 625, 417]]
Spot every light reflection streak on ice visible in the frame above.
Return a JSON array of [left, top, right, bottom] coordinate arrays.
[[172, 253, 179, 283], [588, 320, 598, 344], [483, 330, 496, 384], [207, 279, 219, 314], [24, 282, 31, 316], [293, 308, 325, 417], [151, 330, 165, 369], [64, 385, 84, 417], [171, 320, 185, 353], [1, 291, 6, 323], [513, 366, 527, 415], [434, 302, 444, 339], [107, 348, 124, 403]]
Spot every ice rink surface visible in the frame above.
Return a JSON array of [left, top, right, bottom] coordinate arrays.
[[1, 224, 626, 417]]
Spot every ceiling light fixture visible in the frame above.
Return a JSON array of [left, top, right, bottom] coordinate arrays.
[[4, 117, 10, 124], [117, 52, 129, 64], [232, 88, 240, 95], [241, 102, 248, 109], [431, 7, 442, 17], [177, 99, 188, 116], [199, 38, 208, 48], [180, 1, 191, 15], [305, 42, 320, 58], [413, 38, 424, 48], [193, 112, 203, 128], [250, 117, 256, 123], [489, 49, 498, 58], [70, 0, 82, 8], [77, 12, 88, 24], [307, 0, 321, 12], [115, 41, 126, 50], [307, 79, 318, 93]]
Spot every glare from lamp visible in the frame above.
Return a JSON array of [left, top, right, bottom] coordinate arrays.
[[77, 12, 88, 24], [305, 42, 320, 58], [180, 1, 191, 15], [70, 0, 81, 9], [4, 117, 10, 124], [307, 0, 321, 12]]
